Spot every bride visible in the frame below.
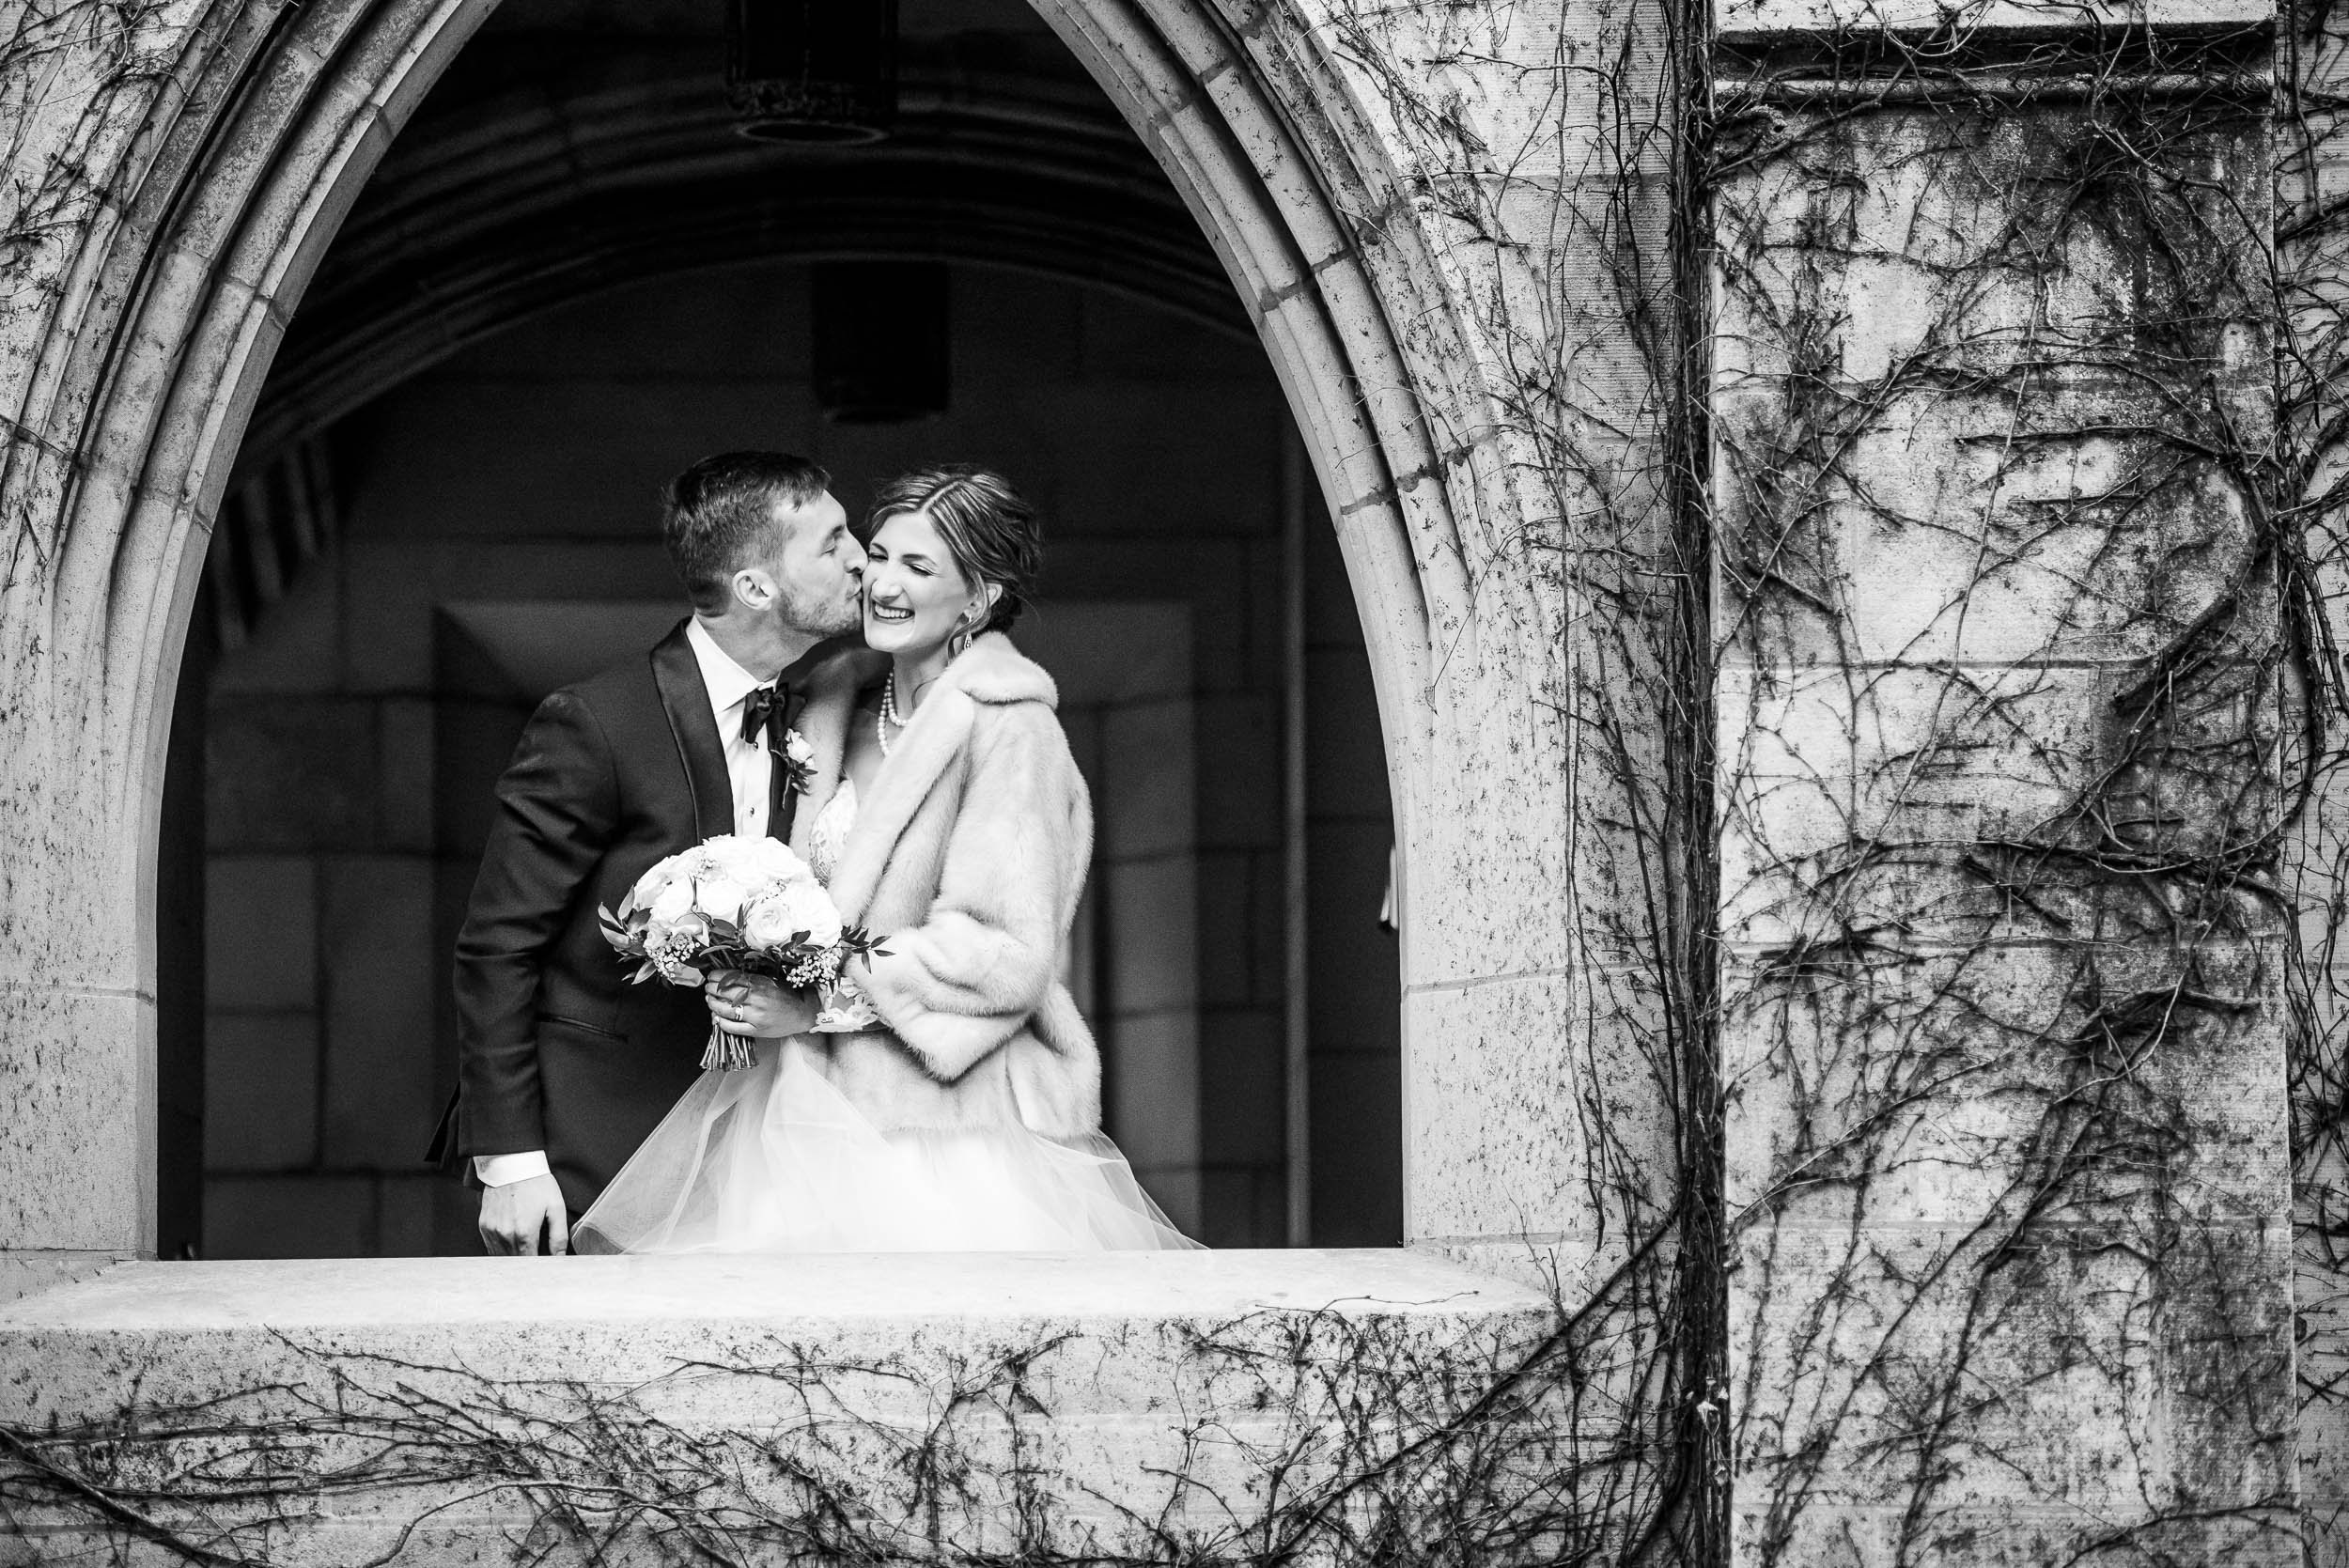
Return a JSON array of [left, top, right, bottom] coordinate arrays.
[[573, 467, 1196, 1253]]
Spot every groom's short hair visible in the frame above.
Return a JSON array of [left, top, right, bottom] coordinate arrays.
[[661, 451, 832, 611]]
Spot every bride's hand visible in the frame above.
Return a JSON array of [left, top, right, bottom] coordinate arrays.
[[706, 970, 818, 1037]]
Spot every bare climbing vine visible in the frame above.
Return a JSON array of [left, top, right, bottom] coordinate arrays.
[[1709, 8, 2321, 1563]]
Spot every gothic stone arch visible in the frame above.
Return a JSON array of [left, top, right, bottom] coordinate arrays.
[[0, 0, 1659, 1290]]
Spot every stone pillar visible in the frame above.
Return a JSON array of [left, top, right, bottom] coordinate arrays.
[[0, 0, 492, 1295], [1714, 5, 2298, 1560]]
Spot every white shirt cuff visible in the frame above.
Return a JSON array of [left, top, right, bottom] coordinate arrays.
[[474, 1151, 552, 1187]]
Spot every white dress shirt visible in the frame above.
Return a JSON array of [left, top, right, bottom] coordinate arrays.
[[476, 619, 781, 1189]]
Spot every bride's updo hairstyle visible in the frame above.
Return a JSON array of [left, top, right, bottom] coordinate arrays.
[[865, 465, 1042, 636]]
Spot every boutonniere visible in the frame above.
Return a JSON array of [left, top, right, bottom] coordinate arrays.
[[781, 729, 817, 795]]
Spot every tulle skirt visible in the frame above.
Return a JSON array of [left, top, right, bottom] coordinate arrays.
[[572, 1037, 1199, 1254]]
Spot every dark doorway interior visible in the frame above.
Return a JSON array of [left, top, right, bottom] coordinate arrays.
[[159, 0, 1401, 1258]]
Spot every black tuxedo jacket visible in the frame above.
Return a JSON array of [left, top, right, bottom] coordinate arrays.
[[437, 620, 830, 1214]]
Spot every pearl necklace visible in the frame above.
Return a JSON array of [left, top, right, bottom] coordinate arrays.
[[878, 673, 905, 757]]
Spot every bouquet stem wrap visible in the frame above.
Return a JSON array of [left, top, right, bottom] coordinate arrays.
[[702, 1023, 755, 1073]]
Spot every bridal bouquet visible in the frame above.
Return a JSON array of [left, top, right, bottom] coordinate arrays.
[[598, 835, 880, 1071]]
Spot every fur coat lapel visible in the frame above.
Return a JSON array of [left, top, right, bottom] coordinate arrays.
[[826, 633, 1058, 924]]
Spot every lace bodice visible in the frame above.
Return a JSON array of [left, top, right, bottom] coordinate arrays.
[[808, 776, 858, 888], [807, 777, 880, 1033]]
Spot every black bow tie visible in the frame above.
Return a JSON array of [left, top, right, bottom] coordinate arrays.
[[740, 684, 801, 748]]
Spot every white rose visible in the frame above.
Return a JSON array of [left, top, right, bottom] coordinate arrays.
[[744, 836, 815, 885], [647, 876, 697, 925], [785, 729, 816, 768], [783, 881, 844, 950], [743, 881, 843, 952], [696, 876, 749, 926]]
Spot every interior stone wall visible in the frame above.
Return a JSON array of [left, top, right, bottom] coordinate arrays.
[[190, 256, 1395, 1255]]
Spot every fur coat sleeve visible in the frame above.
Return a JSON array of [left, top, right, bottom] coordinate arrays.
[[856, 697, 1091, 1082]]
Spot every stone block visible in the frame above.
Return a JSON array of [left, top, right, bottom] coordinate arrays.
[[436, 261, 811, 381], [1099, 697, 1193, 860], [210, 559, 341, 694], [1106, 855, 1197, 1015], [202, 1174, 376, 1260], [0, 1252, 1557, 1561], [206, 855, 318, 1009], [1305, 641, 1392, 819], [1194, 850, 1266, 1009], [428, 1174, 479, 1258], [339, 538, 677, 692], [207, 696, 377, 850], [1307, 819, 1401, 1043], [203, 1012, 319, 1172], [1405, 970, 1668, 1243], [346, 377, 817, 544], [1714, 384, 2273, 668], [1057, 704, 1103, 799], [376, 696, 434, 851], [432, 694, 532, 859], [1192, 692, 1280, 849], [1196, 1166, 1285, 1249], [0, 1251, 131, 1306], [1308, 1048, 1404, 1248], [1199, 1007, 1283, 1166], [1250, 849, 1288, 1008], [375, 1174, 444, 1258], [0, 986, 148, 1253], [1397, 654, 1584, 989], [1730, 1219, 2292, 1560], [1719, 0, 2266, 30], [1108, 1008, 1200, 1174], [319, 855, 438, 1169], [1716, 104, 2271, 387], [1018, 601, 1190, 706], [957, 267, 1082, 385], [1723, 939, 2291, 1230], [1715, 656, 2284, 946], [1078, 290, 1266, 381]]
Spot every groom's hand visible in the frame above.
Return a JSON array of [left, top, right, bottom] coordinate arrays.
[[479, 1173, 569, 1255]]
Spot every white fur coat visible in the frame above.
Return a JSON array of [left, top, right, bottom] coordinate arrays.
[[786, 632, 1102, 1136]]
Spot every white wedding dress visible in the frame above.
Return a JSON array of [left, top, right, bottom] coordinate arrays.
[[571, 780, 1198, 1254]]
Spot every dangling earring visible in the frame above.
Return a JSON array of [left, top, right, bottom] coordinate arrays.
[[948, 613, 974, 661]]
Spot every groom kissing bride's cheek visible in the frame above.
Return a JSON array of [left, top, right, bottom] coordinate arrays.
[[430, 454, 1194, 1257]]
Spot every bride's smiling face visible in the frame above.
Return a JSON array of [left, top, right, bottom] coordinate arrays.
[[862, 507, 993, 657]]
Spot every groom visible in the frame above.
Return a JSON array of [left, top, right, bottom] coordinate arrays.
[[434, 451, 869, 1254]]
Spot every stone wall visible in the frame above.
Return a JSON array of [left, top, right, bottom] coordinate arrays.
[[1712, 8, 2297, 1563]]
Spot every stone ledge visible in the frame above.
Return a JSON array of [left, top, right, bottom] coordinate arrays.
[[0, 1250, 1564, 1562], [0, 1246, 1542, 1333]]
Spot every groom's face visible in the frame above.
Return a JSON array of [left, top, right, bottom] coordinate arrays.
[[758, 491, 865, 638]]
